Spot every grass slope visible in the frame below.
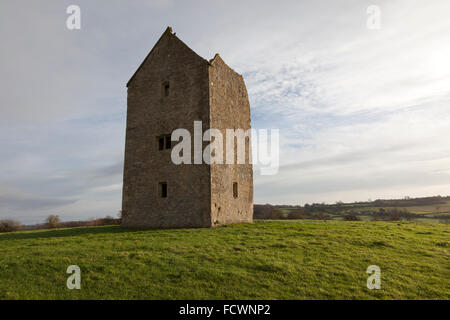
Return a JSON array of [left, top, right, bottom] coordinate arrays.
[[0, 221, 448, 299]]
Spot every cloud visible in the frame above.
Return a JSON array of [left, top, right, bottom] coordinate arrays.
[[0, 159, 123, 223], [89, 162, 123, 179], [0, 189, 77, 211]]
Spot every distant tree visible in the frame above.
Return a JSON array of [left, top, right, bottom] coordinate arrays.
[[316, 213, 331, 221], [371, 208, 416, 221], [343, 214, 360, 221], [254, 204, 284, 219], [288, 208, 305, 220], [46, 215, 61, 228], [0, 219, 21, 233], [100, 215, 116, 225]]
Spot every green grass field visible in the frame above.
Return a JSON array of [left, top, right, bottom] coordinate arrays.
[[0, 220, 448, 299]]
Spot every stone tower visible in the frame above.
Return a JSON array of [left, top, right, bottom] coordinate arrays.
[[121, 27, 253, 228]]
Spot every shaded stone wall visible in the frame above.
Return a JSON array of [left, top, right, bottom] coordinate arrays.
[[122, 29, 211, 228], [208, 55, 254, 226]]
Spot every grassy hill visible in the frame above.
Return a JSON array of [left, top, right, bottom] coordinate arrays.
[[0, 220, 448, 299]]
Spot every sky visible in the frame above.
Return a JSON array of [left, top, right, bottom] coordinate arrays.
[[1, 0, 450, 224]]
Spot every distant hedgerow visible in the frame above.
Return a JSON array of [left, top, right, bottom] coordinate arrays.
[[0, 219, 21, 233], [343, 214, 360, 221]]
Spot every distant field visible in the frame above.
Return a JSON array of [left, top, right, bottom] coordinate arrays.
[[398, 200, 450, 216], [339, 199, 450, 217], [270, 197, 450, 223], [0, 220, 448, 299]]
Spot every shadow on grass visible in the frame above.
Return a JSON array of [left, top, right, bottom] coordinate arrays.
[[0, 225, 149, 241]]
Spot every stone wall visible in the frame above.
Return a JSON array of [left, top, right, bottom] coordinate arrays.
[[122, 28, 253, 228], [122, 28, 211, 228], [208, 55, 254, 226]]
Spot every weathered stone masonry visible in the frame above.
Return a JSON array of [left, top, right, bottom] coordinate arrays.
[[121, 27, 253, 228]]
